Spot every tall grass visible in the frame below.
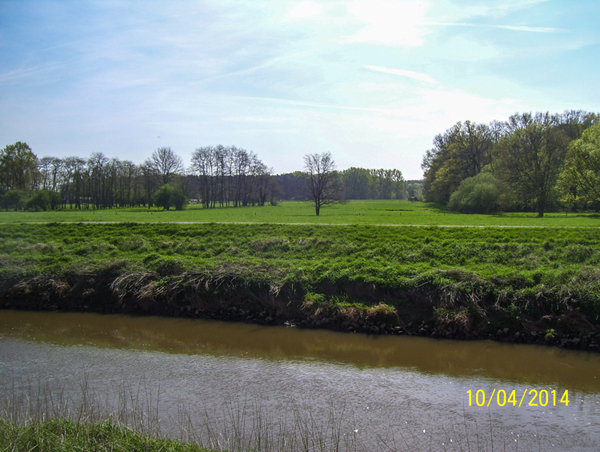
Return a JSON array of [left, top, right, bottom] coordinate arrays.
[[0, 377, 370, 451], [0, 418, 212, 452], [0, 375, 522, 452]]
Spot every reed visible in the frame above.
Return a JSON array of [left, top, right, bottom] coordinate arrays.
[[0, 375, 514, 452]]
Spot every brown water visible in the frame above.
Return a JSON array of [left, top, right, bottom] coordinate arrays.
[[1, 309, 600, 451]]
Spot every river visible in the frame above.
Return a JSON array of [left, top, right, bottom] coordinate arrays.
[[1, 309, 600, 451]]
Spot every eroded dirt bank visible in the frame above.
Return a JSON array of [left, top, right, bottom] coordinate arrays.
[[2, 266, 598, 351]]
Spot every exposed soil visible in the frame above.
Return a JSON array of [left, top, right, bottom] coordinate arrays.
[[2, 270, 598, 352]]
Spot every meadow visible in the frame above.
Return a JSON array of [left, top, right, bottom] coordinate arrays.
[[1, 199, 600, 227], [2, 200, 600, 346]]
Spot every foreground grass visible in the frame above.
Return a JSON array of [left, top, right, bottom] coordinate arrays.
[[0, 418, 215, 452], [2, 222, 600, 345], [1, 200, 600, 227]]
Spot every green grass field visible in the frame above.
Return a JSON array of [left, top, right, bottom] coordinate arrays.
[[3, 221, 599, 278], [1, 200, 599, 227]]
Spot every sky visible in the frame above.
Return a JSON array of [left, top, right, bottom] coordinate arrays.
[[1, 0, 599, 179]]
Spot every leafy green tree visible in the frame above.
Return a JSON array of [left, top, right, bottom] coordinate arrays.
[[339, 167, 404, 200], [0, 142, 39, 194], [170, 183, 189, 211], [0, 189, 27, 210], [422, 121, 494, 204], [152, 183, 188, 210], [153, 184, 175, 210], [26, 190, 50, 211], [26, 189, 62, 211], [553, 110, 598, 141], [494, 113, 570, 217], [448, 172, 500, 214], [558, 122, 600, 208], [341, 167, 372, 199]]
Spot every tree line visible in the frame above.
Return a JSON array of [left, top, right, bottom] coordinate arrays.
[[0, 144, 276, 211], [275, 167, 414, 201], [189, 145, 275, 208], [0, 142, 415, 212], [421, 110, 600, 216]]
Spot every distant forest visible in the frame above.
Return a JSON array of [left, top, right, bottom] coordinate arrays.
[[422, 110, 600, 216], [0, 142, 420, 211], [276, 169, 421, 201]]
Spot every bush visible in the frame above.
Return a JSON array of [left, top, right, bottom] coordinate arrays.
[[26, 190, 50, 211], [153, 184, 189, 211], [0, 189, 28, 211], [448, 172, 500, 214]]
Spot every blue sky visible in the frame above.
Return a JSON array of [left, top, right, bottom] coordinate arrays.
[[1, 0, 599, 179]]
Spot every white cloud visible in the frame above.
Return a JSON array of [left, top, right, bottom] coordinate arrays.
[[496, 25, 560, 33], [363, 65, 438, 83], [347, 0, 429, 47], [1, 0, 596, 181], [426, 21, 561, 33], [432, 0, 550, 21], [289, 1, 323, 19]]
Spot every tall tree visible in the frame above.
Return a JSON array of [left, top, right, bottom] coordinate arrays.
[[553, 110, 598, 141], [147, 147, 184, 186], [63, 157, 86, 208], [190, 145, 274, 208], [422, 121, 493, 204], [494, 112, 570, 217], [558, 122, 600, 208], [0, 142, 39, 194], [87, 152, 109, 208], [303, 152, 340, 216], [342, 167, 372, 199]]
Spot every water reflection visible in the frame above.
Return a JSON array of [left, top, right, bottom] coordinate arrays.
[[3, 310, 600, 451], [2, 309, 600, 392]]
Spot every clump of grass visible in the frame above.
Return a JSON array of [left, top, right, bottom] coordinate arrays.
[[0, 378, 369, 452], [0, 418, 213, 452]]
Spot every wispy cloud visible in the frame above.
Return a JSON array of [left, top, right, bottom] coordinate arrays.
[[363, 65, 438, 84], [0, 0, 596, 180], [426, 21, 562, 33], [0, 62, 73, 84], [495, 25, 561, 33], [231, 94, 402, 114]]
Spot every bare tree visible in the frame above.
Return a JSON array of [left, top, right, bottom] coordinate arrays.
[[190, 145, 276, 208], [303, 152, 341, 216], [147, 147, 184, 186]]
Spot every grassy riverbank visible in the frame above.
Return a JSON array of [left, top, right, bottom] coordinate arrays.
[[0, 418, 214, 452], [2, 220, 600, 348]]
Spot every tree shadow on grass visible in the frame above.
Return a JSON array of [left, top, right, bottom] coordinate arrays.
[[564, 213, 600, 219]]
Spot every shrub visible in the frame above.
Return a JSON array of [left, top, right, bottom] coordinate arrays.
[[153, 184, 189, 211], [0, 189, 27, 211], [448, 172, 500, 214], [26, 189, 61, 211]]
